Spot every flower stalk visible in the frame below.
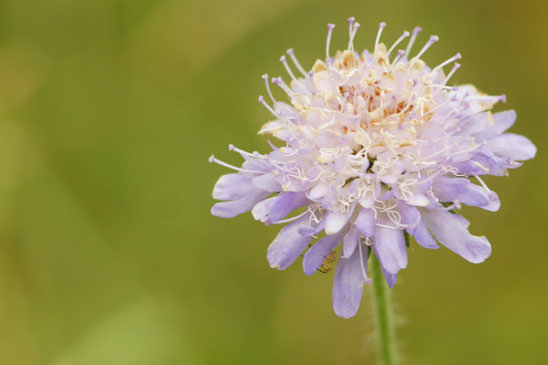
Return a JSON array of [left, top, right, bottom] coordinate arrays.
[[370, 253, 397, 365]]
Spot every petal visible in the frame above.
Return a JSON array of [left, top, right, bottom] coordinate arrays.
[[267, 216, 314, 270], [421, 209, 491, 263], [355, 208, 375, 237], [303, 232, 344, 275], [372, 227, 407, 274], [381, 265, 397, 288], [475, 110, 516, 140], [325, 211, 351, 235], [211, 190, 270, 218], [486, 133, 537, 161], [398, 204, 438, 249], [413, 220, 439, 249], [212, 173, 254, 200], [252, 192, 308, 225], [332, 245, 368, 318], [342, 225, 359, 258], [252, 173, 281, 192], [432, 177, 500, 212]]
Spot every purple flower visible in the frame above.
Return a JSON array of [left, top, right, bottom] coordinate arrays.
[[209, 19, 536, 318]]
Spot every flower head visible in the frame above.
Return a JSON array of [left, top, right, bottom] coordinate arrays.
[[209, 19, 536, 318]]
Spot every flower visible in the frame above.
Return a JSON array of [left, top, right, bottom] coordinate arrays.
[[209, 19, 536, 318]]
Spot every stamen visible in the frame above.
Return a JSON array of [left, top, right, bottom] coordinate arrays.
[[374, 21, 387, 53], [272, 77, 295, 97], [432, 53, 462, 72], [326, 23, 335, 61], [262, 74, 276, 103], [273, 210, 309, 224], [208, 154, 262, 173], [228, 144, 257, 157], [358, 241, 370, 284], [405, 26, 422, 57], [280, 55, 297, 81], [391, 49, 406, 65], [444, 63, 461, 84], [258, 95, 277, 116], [387, 30, 410, 58], [347, 17, 360, 51], [414, 35, 439, 60], [286, 49, 308, 77]]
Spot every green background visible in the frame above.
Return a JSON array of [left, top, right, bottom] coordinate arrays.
[[0, 0, 546, 363]]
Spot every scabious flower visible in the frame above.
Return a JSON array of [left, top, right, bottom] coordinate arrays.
[[209, 19, 536, 318]]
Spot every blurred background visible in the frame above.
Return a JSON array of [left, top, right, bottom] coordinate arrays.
[[0, 0, 546, 363]]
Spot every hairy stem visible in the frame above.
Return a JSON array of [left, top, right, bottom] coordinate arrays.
[[370, 254, 397, 365]]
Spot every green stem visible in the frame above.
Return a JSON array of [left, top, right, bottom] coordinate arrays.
[[370, 253, 397, 365]]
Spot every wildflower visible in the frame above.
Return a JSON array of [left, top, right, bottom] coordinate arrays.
[[209, 19, 536, 318]]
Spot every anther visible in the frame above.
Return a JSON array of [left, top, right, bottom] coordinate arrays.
[[414, 35, 438, 60], [387, 30, 410, 58], [326, 23, 336, 61], [405, 26, 422, 57], [280, 55, 297, 81], [286, 48, 308, 77]]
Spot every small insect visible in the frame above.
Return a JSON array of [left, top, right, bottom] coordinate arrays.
[[318, 250, 338, 273]]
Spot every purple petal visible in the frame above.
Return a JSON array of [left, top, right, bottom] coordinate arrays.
[[398, 204, 421, 234], [267, 216, 314, 270], [486, 133, 536, 161], [332, 245, 368, 318], [413, 220, 439, 249], [475, 110, 516, 140], [355, 208, 375, 237], [372, 227, 407, 274], [421, 209, 491, 263], [432, 177, 500, 212], [303, 232, 344, 275], [212, 173, 254, 200], [252, 173, 281, 192], [252, 192, 308, 225], [342, 225, 359, 258], [381, 265, 397, 288], [211, 190, 270, 218], [325, 211, 351, 235]]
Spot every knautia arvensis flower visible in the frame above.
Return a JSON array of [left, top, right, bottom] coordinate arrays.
[[209, 19, 536, 318]]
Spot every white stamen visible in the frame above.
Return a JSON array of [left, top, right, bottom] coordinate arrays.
[[358, 241, 370, 284], [273, 210, 309, 224], [414, 35, 438, 60], [391, 49, 406, 65], [405, 26, 422, 57], [272, 77, 295, 97], [280, 55, 297, 81], [228, 144, 257, 157], [208, 155, 262, 174], [262, 74, 276, 103], [444, 63, 461, 84], [347, 17, 360, 51], [258, 95, 277, 116], [433, 53, 462, 72], [374, 21, 387, 54], [387, 30, 410, 58], [326, 23, 335, 61], [286, 48, 308, 77]]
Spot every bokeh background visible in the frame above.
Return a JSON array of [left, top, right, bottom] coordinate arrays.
[[0, 0, 546, 363]]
